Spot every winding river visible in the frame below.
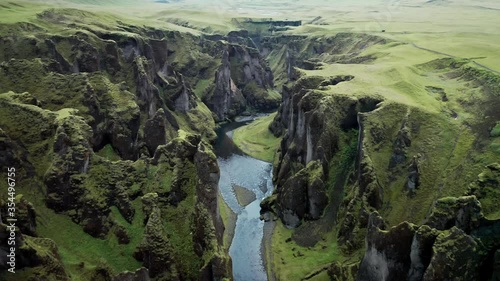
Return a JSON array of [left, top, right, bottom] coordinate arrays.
[[214, 117, 273, 281]]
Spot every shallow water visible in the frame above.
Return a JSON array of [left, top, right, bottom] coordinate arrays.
[[215, 119, 273, 281]]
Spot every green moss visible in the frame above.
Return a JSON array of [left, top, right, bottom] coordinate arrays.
[[491, 122, 500, 138], [218, 193, 236, 250], [472, 165, 500, 220], [270, 222, 342, 281], [327, 129, 358, 189], [95, 144, 121, 161], [491, 140, 500, 154], [193, 79, 212, 99], [173, 101, 217, 142], [161, 160, 201, 279], [0, 92, 56, 178], [34, 196, 142, 280], [232, 113, 282, 162]]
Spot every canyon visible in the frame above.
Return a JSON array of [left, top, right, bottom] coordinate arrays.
[[0, 1, 499, 281]]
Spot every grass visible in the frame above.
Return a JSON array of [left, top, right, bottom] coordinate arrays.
[[218, 192, 236, 250], [95, 144, 121, 161], [232, 113, 281, 162], [270, 223, 341, 281], [34, 194, 143, 280], [491, 122, 500, 137], [193, 79, 212, 98]]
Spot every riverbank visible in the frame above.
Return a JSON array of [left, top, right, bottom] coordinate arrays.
[[216, 118, 275, 280], [228, 116, 280, 280], [262, 217, 277, 281], [232, 113, 281, 163], [218, 193, 237, 250]]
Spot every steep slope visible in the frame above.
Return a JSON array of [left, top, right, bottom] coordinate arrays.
[[0, 4, 276, 280], [0, 1, 499, 280], [259, 31, 500, 280]]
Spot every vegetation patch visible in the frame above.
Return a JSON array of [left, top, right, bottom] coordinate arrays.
[[232, 113, 281, 162], [270, 222, 341, 281], [218, 193, 236, 250], [491, 122, 500, 137]]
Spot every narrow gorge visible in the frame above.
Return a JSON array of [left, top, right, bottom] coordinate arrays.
[[0, 1, 499, 281]]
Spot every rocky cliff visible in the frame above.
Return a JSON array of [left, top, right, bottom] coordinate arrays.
[[1, 3, 499, 281], [203, 40, 279, 121], [260, 31, 500, 280], [0, 8, 240, 280]]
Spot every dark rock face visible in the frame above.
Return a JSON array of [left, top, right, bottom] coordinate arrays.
[[405, 156, 421, 193], [357, 212, 417, 281], [407, 226, 439, 281], [423, 227, 482, 281], [171, 73, 197, 113], [144, 108, 168, 156], [356, 197, 496, 281], [0, 128, 35, 178], [13, 196, 37, 237], [194, 143, 223, 242], [358, 153, 383, 210], [328, 262, 360, 281], [44, 115, 93, 212], [204, 43, 278, 120], [193, 143, 233, 280], [0, 199, 69, 280], [228, 44, 274, 90], [205, 49, 246, 121], [389, 119, 412, 169], [270, 74, 383, 227], [276, 160, 328, 228]]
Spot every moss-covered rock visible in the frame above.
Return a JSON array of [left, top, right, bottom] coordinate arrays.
[[328, 262, 359, 281], [357, 212, 417, 281], [423, 227, 482, 280], [135, 203, 178, 279], [0, 222, 69, 280], [425, 196, 483, 234], [204, 42, 280, 121], [468, 163, 500, 219]]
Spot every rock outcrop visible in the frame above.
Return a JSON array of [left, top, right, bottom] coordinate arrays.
[[0, 14, 234, 280], [356, 196, 499, 281], [135, 195, 179, 280], [0, 198, 69, 280], [425, 196, 483, 233], [204, 49, 246, 121], [204, 43, 279, 120], [267, 74, 382, 228]]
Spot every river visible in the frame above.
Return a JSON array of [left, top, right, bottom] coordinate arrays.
[[214, 116, 274, 281]]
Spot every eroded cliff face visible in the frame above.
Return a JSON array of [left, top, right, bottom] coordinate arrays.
[[0, 9, 244, 280], [357, 196, 500, 281], [261, 33, 386, 88], [261, 31, 500, 279], [204, 39, 278, 121], [266, 75, 382, 228], [204, 48, 246, 121]]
